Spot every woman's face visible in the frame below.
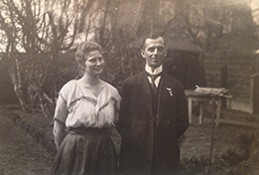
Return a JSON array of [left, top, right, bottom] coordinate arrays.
[[83, 50, 104, 76]]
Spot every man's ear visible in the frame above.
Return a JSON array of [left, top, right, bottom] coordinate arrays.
[[164, 48, 168, 57], [141, 49, 145, 58]]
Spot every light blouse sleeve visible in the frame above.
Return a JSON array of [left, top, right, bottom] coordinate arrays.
[[53, 82, 73, 124], [53, 94, 68, 124], [113, 88, 121, 123], [115, 91, 121, 110]]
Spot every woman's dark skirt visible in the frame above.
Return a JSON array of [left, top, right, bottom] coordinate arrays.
[[51, 127, 117, 175]]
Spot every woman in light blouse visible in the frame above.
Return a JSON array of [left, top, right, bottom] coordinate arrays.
[[51, 41, 121, 175]]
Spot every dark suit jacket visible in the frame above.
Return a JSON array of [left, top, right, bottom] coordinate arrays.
[[118, 71, 189, 175]]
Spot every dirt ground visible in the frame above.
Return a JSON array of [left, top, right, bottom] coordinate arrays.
[[0, 107, 258, 175], [179, 108, 259, 175], [0, 110, 53, 175], [181, 119, 255, 159]]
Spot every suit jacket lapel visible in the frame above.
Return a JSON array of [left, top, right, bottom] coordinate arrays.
[[156, 74, 170, 128], [139, 72, 153, 117], [139, 72, 173, 128]]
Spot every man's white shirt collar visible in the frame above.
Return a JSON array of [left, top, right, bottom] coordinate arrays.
[[145, 65, 163, 87], [145, 65, 163, 75]]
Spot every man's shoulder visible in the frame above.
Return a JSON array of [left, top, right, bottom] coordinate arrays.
[[123, 72, 144, 82], [163, 73, 184, 87], [120, 72, 145, 90]]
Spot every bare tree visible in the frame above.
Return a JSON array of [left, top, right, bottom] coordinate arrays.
[[0, 0, 81, 117]]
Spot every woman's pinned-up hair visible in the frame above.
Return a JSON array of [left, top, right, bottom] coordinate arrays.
[[75, 41, 103, 65]]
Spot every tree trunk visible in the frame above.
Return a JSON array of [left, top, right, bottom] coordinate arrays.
[[7, 57, 28, 112]]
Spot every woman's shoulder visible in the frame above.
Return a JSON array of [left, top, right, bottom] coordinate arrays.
[[103, 81, 121, 98], [59, 79, 78, 97], [103, 81, 118, 92], [60, 79, 77, 90]]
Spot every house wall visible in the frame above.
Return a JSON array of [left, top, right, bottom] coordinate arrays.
[[197, 1, 259, 113], [204, 50, 258, 113]]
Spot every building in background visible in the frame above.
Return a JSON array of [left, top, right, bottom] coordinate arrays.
[[1, 0, 258, 113]]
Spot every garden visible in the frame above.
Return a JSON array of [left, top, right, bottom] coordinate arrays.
[[2, 105, 258, 175]]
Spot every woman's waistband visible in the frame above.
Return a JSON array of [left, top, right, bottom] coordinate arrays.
[[68, 127, 110, 135]]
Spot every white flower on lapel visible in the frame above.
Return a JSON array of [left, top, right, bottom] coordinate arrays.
[[166, 87, 173, 96]]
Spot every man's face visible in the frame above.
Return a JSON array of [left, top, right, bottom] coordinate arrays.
[[141, 36, 167, 69]]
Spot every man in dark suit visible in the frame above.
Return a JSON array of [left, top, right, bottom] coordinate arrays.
[[118, 32, 189, 175]]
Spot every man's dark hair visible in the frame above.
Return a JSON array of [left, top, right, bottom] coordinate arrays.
[[141, 31, 167, 49]]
